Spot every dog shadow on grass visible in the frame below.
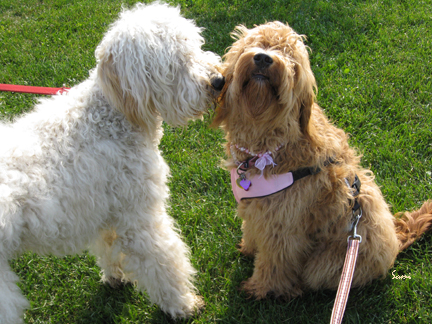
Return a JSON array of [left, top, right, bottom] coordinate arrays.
[[12, 252, 172, 324], [72, 273, 177, 324], [12, 235, 430, 323], [218, 234, 432, 324]]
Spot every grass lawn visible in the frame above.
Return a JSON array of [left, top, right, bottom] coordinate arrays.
[[1, 0, 431, 323]]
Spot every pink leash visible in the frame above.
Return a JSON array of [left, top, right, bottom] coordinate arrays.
[[330, 238, 360, 324], [330, 210, 362, 324], [0, 84, 69, 95]]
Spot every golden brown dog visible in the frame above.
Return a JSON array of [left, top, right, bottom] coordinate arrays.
[[212, 21, 432, 299]]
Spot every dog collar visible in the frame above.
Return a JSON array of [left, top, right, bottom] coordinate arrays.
[[230, 143, 284, 174], [230, 143, 284, 157]]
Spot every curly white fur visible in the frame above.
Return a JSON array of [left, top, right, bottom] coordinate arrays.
[[0, 2, 221, 323]]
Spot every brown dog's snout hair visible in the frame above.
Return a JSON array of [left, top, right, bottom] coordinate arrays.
[[253, 53, 273, 69]]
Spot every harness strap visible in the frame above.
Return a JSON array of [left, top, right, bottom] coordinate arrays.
[[278, 157, 336, 182], [292, 165, 321, 181]]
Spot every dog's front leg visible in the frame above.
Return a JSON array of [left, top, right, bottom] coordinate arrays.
[[112, 213, 203, 319], [0, 258, 30, 324], [90, 228, 126, 288], [237, 220, 257, 256], [241, 233, 308, 300]]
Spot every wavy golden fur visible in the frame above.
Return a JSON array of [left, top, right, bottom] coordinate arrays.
[[213, 21, 432, 299]]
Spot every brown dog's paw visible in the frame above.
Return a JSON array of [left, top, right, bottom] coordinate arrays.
[[236, 239, 256, 257], [240, 278, 271, 300], [240, 277, 303, 300]]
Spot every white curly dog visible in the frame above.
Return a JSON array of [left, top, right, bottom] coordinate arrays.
[[0, 2, 223, 323]]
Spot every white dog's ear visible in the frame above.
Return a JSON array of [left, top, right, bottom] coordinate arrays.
[[96, 48, 156, 130]]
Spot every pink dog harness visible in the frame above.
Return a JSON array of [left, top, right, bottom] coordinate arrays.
[[229, 143, 339, 202], [230, 154, 339, 203], [231, 168, 295, 203], [230, 162, 327, 203]]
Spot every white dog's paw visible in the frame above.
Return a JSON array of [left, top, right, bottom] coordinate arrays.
[[102, 275, 124, 289], [162, 292, 204, 319]]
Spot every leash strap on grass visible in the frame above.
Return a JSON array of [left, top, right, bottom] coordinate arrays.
[[0, 84, 69, 95], [330, 238, 360, 324]]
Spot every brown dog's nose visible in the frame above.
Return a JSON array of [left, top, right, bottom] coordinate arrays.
[[254, 53, 273, 68]]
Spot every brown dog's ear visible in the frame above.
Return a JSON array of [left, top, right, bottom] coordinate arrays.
[[291, 38, 322, 146], [300, 102, 312, 137], [293, 57, 315, 141], [211, 28, 248, 129], [299, 93, 325, 148], [299, 91, 321, 146]]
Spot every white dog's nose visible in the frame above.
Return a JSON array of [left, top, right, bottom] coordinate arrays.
[[210, 73, 225, 91]]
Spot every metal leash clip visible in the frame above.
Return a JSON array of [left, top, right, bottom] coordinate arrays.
[[348, 209, 362, 243]]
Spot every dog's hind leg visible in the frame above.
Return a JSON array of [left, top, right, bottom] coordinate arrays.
[[0, 258, 30, 324], [302, 240, 349, 290], [115, 212, 203, 319]]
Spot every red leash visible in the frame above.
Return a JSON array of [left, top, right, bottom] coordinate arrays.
[[0, 84, 70, 95]]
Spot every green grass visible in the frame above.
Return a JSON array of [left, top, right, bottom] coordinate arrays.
[[1, 0, 431, 323]]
